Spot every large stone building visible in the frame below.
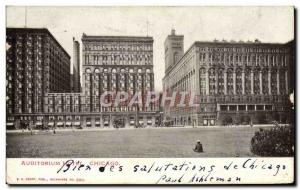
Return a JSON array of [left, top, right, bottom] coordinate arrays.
[[7, 30, 159, 129], [79, 34, 158, 127], [6, 28, 71, 129], [163, 29, 294, 126]]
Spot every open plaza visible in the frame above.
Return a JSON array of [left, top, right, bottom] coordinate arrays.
[[6, 125, 278, 158]]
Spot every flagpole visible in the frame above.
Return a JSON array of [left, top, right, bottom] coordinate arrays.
[[25, 6, 27, 28]]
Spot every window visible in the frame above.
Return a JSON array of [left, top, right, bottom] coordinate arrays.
[[85, 68, 91, 74], [262, 69, 269, 94], [236, 68, 243, 94], [254, 69, 260, 94], [227, 69, 233, 95], [209, 68, 215, 95], [271, 70, 277, 94], [245, 69, 251, 94], [218, 69, 224, 95], [279, 70, 286, 94], [174, 52, 180, 64]]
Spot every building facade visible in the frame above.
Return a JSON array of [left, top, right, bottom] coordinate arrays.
[[43, 93, 84, 128], [163, 30, 294, 126], [6, 31, 159, 129], [6, 28, 71, 129], [80, 34, 158, 127]]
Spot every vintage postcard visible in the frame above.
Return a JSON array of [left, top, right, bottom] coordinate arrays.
[[6, 6, 295, 185]]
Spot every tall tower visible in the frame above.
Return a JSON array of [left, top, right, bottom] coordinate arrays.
[[164, 29, 184, 74], [73, 37, 81, 92]]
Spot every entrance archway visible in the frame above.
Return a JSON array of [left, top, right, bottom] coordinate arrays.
[[222, 116, 233, 126], [241, 115, 251, 125], [281, 115, 287, 124], [257, 114, 267, 124]]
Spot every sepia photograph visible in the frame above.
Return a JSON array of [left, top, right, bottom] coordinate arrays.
[[5, 5, 295, 185]]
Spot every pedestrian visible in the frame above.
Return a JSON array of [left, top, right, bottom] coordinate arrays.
[[193, 140, 204, 153]]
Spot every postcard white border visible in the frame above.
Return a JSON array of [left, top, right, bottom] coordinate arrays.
[[2, 0, 299, 189], [6, 157, 294, 184]]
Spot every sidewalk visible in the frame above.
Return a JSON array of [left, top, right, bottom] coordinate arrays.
[[6, 127, 136, 134], [6, 124, 289, 134], [186, 124, 289, 129]]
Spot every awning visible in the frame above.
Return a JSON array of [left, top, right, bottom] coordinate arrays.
[[86, 121, 91, 125], [147, 120, 152, 123], [95, 121, 100, 125], [66, 122, 72, 125], [139, 120, 143, 124], [74, 122, 80, 126], [35, 122, 42, 126], [57, 122, 63, 126], [130, 121, 135, 124], [104, 121, 109, 124], [6, 122, 14, 126], [48, 122, 54, 126]]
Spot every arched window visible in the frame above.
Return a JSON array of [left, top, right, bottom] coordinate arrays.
[[174, 52, 180, 64], [111, 68, 117, 90], [85, 68, 91, 74], [119, 72, 125, 89], [103, 74, 108, 89]]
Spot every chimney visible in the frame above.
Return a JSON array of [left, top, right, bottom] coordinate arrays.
[[171, 29, 176, 35]]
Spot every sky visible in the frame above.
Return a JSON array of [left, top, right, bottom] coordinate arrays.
[[6, 6, 294, 91]]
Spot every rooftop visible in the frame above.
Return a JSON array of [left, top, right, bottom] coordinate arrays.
[[6, 27, 71, 58], [193, 39, 291, 46], [82, 33, 153, 42], [164, 39, 293, 77]]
